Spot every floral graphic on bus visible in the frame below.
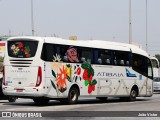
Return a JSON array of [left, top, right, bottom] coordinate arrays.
[[66, 64, 72, 82], [51, 54, 63, 72], [10, 42, 31, 57], [73, 64, 82, 82], [65, 47, 79, 62], [51, 62, 62, 72], [81, 63, 97, 94], [56, 66, 68, 92], [11, 44, 19, 55], [53, 54, 62, 62], [50, 64, 72, 93]]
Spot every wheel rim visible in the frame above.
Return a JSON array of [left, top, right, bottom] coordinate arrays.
[[131, 90, 136, 98], [70, 90, 77, 101]]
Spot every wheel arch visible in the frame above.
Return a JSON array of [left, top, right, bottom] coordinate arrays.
[[131, 85, 139, 96], [69, 84, 80, 96]]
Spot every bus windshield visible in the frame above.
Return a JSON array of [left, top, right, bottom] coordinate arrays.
[[8, 40, 38, 58]]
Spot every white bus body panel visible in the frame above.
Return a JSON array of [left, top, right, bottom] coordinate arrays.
[[45, 62, 150, 98]]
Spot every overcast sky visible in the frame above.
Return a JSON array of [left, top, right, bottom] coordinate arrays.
[[0, 0, 160, 55]]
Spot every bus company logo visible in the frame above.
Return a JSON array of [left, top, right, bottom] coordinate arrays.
[[11, 70, 30, 73], [126, 69, 137, 77], [97, 72, 124, 77]]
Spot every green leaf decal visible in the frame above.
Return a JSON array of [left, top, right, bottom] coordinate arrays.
[[25, 46, 30, 51], [75, 76, 78, 82], [80, 77, 81, 81], [91, 79, 97, 85], [91, 68, 94, 76], [74, 66, 76, 70], [88, 69, 92, 78], [81, 64, 89, 69], [66, 64, 70, 67], [52, 70, 56, 78], [67, 75, 71, 82], [85, 80, 89, 86], [50, 80, 56, 89]]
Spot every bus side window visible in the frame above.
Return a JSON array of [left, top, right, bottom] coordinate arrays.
[[65, 46, 79, 63], [126, 61, 130, 66], [106, 59, 110, 64], [41, 43, 56, 62], [114, 51, 130, 66], [114, 60, 117, 65], [80, 47, 92, 64], [132, 53, 152, 78], [81, 57, 86, 63], [98, 58, 102, 64], [93, 50, 98, 64], [63, 56, 68, 62], [120, 60, 125, 65]]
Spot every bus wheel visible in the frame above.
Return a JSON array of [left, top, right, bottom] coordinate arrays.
[[8, 97, 17, 102], [33, 98, 49, 105], [129, 88, 137, 101], [96, 97, 108, 101], [68, 88, 79, 104]]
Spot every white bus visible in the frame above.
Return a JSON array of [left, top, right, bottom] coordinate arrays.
[[3, 36, 153, 105], [151, 57, 159, 78]]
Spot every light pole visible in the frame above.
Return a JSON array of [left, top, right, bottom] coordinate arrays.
[[31, 0, 35, 36], [129, 0, 132, 44], [146, 0, 148, 52]]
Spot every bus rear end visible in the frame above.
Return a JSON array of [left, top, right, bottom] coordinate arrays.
[[2, 37, 45, 98]]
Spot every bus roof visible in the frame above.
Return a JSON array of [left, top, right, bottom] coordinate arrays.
[[7, 36, 149, 57]]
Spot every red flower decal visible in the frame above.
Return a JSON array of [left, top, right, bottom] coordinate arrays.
[[26, 54, 30, 58], [83, 69, 93, 82], [24, 49, 28, 53], [88, 85, 95, 94], [81, 63, 97, 94], [18, 42, 23, 48], [76, 67, 81, 75]]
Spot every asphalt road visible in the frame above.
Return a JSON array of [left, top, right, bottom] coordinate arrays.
[[0, 93, 160, 120]]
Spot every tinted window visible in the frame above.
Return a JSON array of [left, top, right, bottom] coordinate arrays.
[[79, 47, 92, 64], [93, 49, 113, 65], [8, 40, 38, 58], [113, 51, 130, 66], [132, 53, 153, 79], [41, 43, 56, 62], [41, 43, 92, 63]]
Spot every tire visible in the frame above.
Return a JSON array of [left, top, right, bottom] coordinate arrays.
[[128, 88, 137, 101], [33, 98, 49, 105], [67, 88, 79, 104], [8, 97, 17, 102], [96, 97, 108, 101]]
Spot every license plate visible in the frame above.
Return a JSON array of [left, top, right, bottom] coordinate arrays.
[[16, 89, 23, 92]]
